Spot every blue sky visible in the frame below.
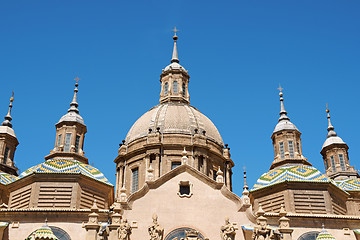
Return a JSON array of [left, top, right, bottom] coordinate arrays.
[[0, 1, 359, 195]]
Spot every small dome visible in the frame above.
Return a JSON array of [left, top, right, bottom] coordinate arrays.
[[58, 111, 84, 125], [316, 229, 335, 240], [0, 170, 19, 185], [252, 165, 334, 191], [20, 159, 112, 185], [164, 62, 187, 72], [273, 120, 298, 133], [125, 102, 223, 146], [322, 136, 345, 149], [26, 223, 58, 240]]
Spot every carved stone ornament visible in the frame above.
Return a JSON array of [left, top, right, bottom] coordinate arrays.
[[117, 218, 132, 240], [220, 217, 236, 240], [252, 216, 275, 240], [184, 229, 202, 240], [148, 213, 164, 240]]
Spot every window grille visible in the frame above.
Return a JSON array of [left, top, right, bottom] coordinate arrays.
[[75, 135, 80, 153], [173, 81, 178, 93], [339, 154, 346, 171], [279, 142, 285, 159], [164, 82, 169, 95], [330, 156, 336, 172], [131, 168, 139, 193], [288, 141, 294, 158]]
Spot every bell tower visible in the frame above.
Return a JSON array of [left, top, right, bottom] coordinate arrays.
[[270, 86, 310, 170], [159, 27, 190, 104], [0, 92, 19, 176], [45, 78, 88, 164], [320, 107, 358, 180]]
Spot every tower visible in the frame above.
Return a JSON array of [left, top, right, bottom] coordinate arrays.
[[0, 93, 19, 176], [270, 87, 310, 170], [45, 78, 88, 164], [320, 107, 358, 180]]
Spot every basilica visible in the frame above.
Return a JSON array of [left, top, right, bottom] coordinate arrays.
[[0, 32, 359, 240]]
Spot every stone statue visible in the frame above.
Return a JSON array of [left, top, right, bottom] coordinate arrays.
[[220, 217, 236, 240], [148, 213, 164, 240], [117, 218, 132, 240], [252, 216, 274, 240]]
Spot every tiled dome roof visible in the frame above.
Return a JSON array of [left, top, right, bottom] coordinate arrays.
[[125, 102, 224, 146], [316, 229, 335, 240], [251, 165, 334, 191], [0, 171, 19, 185], [20, 159, 112, 186], [336, 178, 360, 191], [26, 223, 58, 240]]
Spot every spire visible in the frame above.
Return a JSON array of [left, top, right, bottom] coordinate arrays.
[[171, 27, 179, 63], [326, 105, 337, 138], [2, 92, 14, 128], [278, 85, 290, 122], [243, 167, 249, 191], [68, 77, 80, 114]]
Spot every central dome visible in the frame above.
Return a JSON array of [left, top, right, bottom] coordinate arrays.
[[125, 102, 224, 146]]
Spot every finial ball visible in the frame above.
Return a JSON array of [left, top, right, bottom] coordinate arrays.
[[10, 97, 14, 102], [279, 92, 283, 97], [326, 109, 329, 113], [173, 35, 178, 41]]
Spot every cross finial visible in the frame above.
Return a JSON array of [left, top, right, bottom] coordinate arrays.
[[172, 26, 179, 36], [74, 76, 80, 84], [277, 84, 283, 92]]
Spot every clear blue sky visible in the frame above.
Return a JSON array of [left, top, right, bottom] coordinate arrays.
[[0, 1, 359, 195]]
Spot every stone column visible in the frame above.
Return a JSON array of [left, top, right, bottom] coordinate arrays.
[[203, 156, 208, 175], [226, 162, 231, 188], [278, 205, 293, 240]]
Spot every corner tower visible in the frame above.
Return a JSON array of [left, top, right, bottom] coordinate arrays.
[[270, 87, 310, 170], [0, 93, 19, 175], [320, 107, 358, 180], [45, 78, 88, 164]]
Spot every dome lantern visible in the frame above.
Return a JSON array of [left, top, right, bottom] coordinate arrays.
[[159, 28, 190, 104], [45, 78, 88, 164], [270, 86, 310, 170]]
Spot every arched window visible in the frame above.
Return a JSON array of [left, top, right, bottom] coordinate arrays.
[[173, 81, 178, 93], [339, 154, 346, 171], [165, 227, 205, 240], [164, 82, 169, 95], [50, 226, 71, 240], [182, 82, 186, 97], [298, 231, 319, 240]]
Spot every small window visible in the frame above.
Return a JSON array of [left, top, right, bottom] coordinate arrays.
[[177, 181, 193, 198], [171, 161, 181, 170], [164, 82, 169, 95], [325, 159, 329, 170], [75, 135, 80, 153], [297, 142, 301, 154], [330, 156, 336, 172], [182, 82, 186, 97], [131, 168, 139, 193], [198, 156, 203, 171], [274, 145, 277, 157], [173, 81, 178, 93], [3, 147, 9, 164], [288, 141, 294, 158], [150, 154, 156, 164], [339, 154, 346, 171], [64, 133, 72, 152], [279, 142, 285, 159], [57, 134, 62, 148]]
